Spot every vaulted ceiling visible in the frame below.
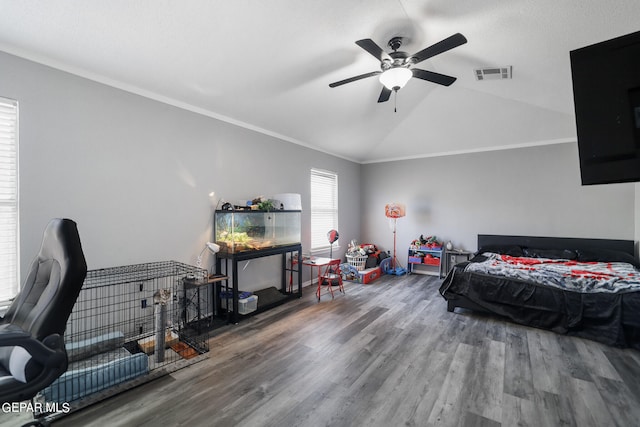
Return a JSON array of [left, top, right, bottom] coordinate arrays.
[[1, 1, 639, 163]]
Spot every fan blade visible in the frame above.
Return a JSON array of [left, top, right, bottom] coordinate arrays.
[[412, 68, 457, 86], [377, 87, 392, 103], [410, 33, 467, 64], [356, 39, 392, 62], [329, 71, 381, 88]]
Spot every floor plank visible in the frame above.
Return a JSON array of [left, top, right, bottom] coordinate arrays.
[[504, 323, 535, 399], [3, 274, 640, 427]]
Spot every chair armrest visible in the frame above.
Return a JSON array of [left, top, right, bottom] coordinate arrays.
[[0, 324, 66, 368], [0, 324, 68, 404], [0, 323, 30, 341]]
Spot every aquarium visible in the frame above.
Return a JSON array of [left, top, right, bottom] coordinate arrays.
[[214, 210, 301, 254]]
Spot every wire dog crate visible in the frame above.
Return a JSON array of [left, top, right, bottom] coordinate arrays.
[[37, 261, 210, 418]]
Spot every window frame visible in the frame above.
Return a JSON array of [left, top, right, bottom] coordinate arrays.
[[310, 168, 339, 253], [0, 96, 19, 306]]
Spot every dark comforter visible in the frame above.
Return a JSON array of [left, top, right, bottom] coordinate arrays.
[[439, 253, 640, 348]]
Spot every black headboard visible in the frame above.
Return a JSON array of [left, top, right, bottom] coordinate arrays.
[[478, 234, 635, 257]]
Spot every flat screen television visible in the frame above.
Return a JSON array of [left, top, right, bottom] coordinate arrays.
[[570, 30, 640, 185]]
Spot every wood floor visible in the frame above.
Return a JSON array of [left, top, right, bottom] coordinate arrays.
[[6, 274, 640, 426]]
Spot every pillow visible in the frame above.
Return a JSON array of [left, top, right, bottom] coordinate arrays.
[[470, 253, 490, 263], [577, 248, 640, 268], [476, 245, 524, 257], [522, 247, 578, 260]]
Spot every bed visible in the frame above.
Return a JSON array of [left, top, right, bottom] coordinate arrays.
[[439, 235, 640, 349]]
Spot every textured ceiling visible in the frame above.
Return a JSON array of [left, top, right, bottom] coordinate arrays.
[[1, 0, 639, 163]]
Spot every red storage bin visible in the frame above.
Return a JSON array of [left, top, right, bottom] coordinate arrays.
[[358, 267, 381, 284], [423, 256, 440, 266], [419, 244, 442, 251]]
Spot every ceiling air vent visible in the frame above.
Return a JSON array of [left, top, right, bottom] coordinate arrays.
[[474, 66, 512, 81]]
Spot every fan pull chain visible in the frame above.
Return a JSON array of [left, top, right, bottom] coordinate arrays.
[[394, 89, 398, 113]]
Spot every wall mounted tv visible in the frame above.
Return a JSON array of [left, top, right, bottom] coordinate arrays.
[[570, 30, 640, 185]]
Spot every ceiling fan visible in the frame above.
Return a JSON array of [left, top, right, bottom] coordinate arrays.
[[329, 33, 467, 103]]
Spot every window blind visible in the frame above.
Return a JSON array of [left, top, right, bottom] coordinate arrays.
[[0, 97, 18, 303], [310, 168, 338, 251]]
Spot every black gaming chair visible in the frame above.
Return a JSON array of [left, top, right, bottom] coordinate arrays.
[[0, 218, 87, 405]]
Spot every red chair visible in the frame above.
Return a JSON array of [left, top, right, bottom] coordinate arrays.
[[316, 259, 344, 301]]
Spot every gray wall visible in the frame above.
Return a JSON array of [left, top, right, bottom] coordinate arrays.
[[360, 143, 636, 265], [2, 49, 638, 289], [0, 51, 360, 289]]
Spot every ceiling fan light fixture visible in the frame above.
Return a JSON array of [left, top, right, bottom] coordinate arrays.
[[379, 67, 412, 90]]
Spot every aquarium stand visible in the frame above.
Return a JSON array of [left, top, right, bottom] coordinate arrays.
[[215, 244, 302, 323]]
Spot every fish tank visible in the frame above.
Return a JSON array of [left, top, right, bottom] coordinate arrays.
[[214, 210, 301, 254]]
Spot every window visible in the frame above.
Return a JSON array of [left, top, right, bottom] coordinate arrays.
[[310, 168, 338, 251], [0, 97, 18, 304]]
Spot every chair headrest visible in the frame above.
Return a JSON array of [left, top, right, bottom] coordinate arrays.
[[7, 218, 87, 340]]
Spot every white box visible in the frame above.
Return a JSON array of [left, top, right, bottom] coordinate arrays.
[[221, 294, 258, 315], [272, 193, 302, 210]]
